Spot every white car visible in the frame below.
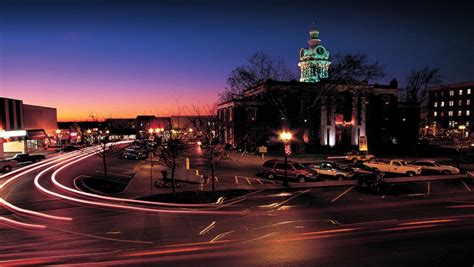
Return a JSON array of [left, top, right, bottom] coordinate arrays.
[[409, 160, 460, 175]]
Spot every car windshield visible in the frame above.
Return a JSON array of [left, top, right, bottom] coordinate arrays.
[[293, 163, 306, 170], [400, 160, 407, 165]]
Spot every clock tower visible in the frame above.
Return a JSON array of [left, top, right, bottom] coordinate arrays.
[[298, 26, 331, 83]]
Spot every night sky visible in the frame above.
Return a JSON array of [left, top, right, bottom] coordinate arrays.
[[1, 0, 473, 121]]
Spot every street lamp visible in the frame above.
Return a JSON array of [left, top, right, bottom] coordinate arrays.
[[279, 131, 292, 187], [457, 125, 467, 168]]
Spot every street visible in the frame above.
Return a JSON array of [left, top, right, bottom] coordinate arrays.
[[0, 148, 474, 266]]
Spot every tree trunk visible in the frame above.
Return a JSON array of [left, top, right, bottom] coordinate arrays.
[[171, 165, 176, 197], [102, 153, 108, 191], [211, 162, 215, 194]]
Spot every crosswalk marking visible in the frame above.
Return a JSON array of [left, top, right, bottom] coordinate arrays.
[[245, 177, 251, 185], [235, 176, 239, 184], [257, 179, 264, 184]]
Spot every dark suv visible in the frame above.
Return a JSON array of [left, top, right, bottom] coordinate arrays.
[[261, 159, 318, 183]]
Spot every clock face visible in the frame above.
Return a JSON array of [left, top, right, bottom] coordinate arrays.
[[316, 46, 325, 55]]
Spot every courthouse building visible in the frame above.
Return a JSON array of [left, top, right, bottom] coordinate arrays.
[[217, 27, 401, 153]]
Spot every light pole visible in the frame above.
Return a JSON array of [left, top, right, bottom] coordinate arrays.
[[457, 125, 466, 168], [279, 131, 292, 187]]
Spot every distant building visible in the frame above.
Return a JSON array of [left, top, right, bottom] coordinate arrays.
[[0, 97, 57, 158], [428, 81, 473, 134], [105, 118, 136, 136]]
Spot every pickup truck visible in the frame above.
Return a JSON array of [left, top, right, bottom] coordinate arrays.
[[327, 151, 375, 163], [0, 159, 17, 173], [12, 153, 46, 163], [363, 159, 422, 177], [304, 161, 354, 180]]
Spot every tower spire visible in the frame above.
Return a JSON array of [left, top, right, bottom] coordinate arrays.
[[298, 24, 331, 83]]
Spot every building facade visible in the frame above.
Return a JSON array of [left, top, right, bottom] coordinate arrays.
[[1, 97, 58, 158], [428, 81, 473, 134], [217, 80, 399, 152]]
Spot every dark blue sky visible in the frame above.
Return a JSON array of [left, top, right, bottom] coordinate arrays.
[[1, 0, 473, 120]]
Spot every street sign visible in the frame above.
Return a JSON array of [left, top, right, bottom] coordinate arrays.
[[359, 136, 368, 151], [258, 146, 267, 154]]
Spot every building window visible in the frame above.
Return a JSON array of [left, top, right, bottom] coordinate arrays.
[[458, 110, 462, 116], [441, 91, 445, 96], [434, 92, 438, 97], [467, 110, 470, 116], [459, 89, 463, 95], [440, 112, 444, 117], [448, 111, 453, 117], [449, 100, 454, 106], [434, 111, 438, 117], [458, 100, 463, 106], [449, 90, 454, 96], [434, 102, 438, 107], [441, 101, 445, 107], [467, 99, 471, 105], [468, 88, 471, 95]]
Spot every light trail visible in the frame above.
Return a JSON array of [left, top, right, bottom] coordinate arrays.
[[0, 197, 73, 222], [35, 154, 245, 215], [0, 216, 46, 230], [51, 154, 218, 208]]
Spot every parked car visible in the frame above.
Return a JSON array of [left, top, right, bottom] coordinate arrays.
[[354, 169, 385, 192], [0, 159, 17, 173], [349, 163, 385, 177], [364, 159, 422, 177], [12, 153, 46, 163], [122, 150, 147, 160], [305, 161, 354, 180], [261, 159, 318, 183], [328, 151, 375, 163], [408, 160, 460, 175]]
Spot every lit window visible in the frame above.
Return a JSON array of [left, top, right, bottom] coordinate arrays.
[[458, 100, 463, 106], [450, 90, 454, 96], [467, 110, 470, 116], [459, 89, 463, 95], [467, 99, 471, 105], [441, 101, 445, 107], [449, 101, 454, 106], [448, 111, 453, 116], [468, 88, 471, 95], [434, 111, 438, 117], [434, 102, 438, 107], [458, 110, 462, 116]]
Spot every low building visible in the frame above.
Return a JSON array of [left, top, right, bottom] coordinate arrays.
[[428, 81, 473, 134], [0, 97, 57, 158]]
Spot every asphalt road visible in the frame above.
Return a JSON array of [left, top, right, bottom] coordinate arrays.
[[1, 147, 474, 266]]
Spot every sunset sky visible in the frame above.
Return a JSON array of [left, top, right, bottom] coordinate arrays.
[[1, 0, 473, 121]]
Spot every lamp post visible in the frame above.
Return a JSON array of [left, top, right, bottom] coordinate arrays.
[[279, 131, 292, 187], [457, 125, 466, 168]]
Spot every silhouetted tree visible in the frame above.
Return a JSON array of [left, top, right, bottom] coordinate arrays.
[[93, 136, 119, 192], [193, 105, 227, 194], [220, 51, 297, 101], [403, 67, 442, 104], [157, 133, 185, 196]]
